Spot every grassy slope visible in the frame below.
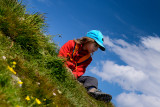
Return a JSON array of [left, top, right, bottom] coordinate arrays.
[[0, 0, 114, 107]]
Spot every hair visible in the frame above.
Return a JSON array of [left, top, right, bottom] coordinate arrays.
[[74, 37, 95, 45], [74, 37, 95, 55]]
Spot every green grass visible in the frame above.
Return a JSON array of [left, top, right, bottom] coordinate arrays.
[[0, 0, 114, 106]]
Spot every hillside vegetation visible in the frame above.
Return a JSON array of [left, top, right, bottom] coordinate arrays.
[[0, 0, 114, 106]]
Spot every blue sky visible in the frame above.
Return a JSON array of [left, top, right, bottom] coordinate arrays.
[[23, 0, 160, 107]]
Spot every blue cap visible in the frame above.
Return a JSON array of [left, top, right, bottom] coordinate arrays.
[[86, 30, 105, 51]]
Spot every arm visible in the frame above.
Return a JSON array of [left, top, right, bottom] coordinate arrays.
[[58, 40, 75, 69]]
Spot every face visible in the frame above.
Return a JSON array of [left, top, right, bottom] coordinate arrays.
[[85, 42, 100, 53]]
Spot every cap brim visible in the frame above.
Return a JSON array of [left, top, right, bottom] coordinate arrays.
[[99, 46, 105, 51], [95, 40, 105, 51]]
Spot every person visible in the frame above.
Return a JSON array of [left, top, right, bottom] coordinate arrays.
[[58, 30, 112, 103]]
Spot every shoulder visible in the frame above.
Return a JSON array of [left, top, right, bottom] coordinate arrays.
[[65, 40, 75, 46], [67, 40, 75, 43], [62, 40, 75, 47]]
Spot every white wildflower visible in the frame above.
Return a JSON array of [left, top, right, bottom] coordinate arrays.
[[2, 56, 6, 60], [12, 75, 23, 87], [57, 90, 62, 94], [53, 92, 56, 96], [36, 82, 40, 86]]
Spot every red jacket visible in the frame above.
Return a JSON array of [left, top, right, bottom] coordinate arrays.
[[58, 40, 92, 78]]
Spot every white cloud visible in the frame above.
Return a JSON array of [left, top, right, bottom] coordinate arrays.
[[91, 35, 160, 107], [91, 61, 148, 91], [116, 93, 160, 107], [142, 36, 160, 53], [103, 36, 114, 47]]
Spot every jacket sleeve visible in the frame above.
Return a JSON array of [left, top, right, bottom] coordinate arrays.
[[58, 40, 74, 57], [58, 40, 75, 69]]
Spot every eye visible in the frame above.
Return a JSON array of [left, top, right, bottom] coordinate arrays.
[[94, 43, 98, 47]]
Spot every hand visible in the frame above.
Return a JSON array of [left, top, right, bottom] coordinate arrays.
[[66, 67, 72, 73], [66, 67, 76, 79]]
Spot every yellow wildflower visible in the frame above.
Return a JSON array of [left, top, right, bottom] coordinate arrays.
[[16, 105, 20, 107], [31, 96, 34, 99], [8, 66, 16, 74], [43, 99, 46, 101], [35, 98, 41, 104], [13, 61, 17, 65], [25, 96, 30, 101], [18, 81, 23, 85], [12, 65, 16, 68]]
